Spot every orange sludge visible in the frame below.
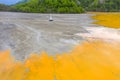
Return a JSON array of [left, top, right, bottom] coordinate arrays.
[[92, 12, 120, 28], [0, 41, 120, 80]]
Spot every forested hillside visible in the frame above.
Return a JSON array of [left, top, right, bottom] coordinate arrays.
[[13, 0, 120, 13], [1, 0, 120, 13], [13, 0, 85, 13], [81, 0, 120, 12], [0, 4, 13, 11]]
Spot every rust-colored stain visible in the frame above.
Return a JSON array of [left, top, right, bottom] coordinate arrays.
[[0, 41, 120, 80], [92, 12, 120, 28]]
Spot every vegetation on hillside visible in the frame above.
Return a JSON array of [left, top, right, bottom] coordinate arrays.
[[13, 0, 85, 13], [0, 0, 120, 13], [0, 4, 13, 11], [13, 0, 120, 13], [80, 0, 120, 12]]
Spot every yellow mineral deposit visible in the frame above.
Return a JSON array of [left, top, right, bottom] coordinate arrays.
[[0, 50, 26, 80], [92, 12, 120, 28], [0, 41, 120, 80]]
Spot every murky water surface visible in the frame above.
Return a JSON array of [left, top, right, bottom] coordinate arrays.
[[0, 12, 97, 60]]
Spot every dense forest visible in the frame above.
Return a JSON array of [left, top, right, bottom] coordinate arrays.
[[0, 4, 13, 11], [0, 0, 120, 13], [13, 0, 85, 13], [82, 0, 120, 12]]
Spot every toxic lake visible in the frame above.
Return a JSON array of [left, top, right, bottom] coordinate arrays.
[[0, 12, 119, 60]]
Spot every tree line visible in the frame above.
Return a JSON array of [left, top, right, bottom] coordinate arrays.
[[79, 0, 120, 12], [13, 0, 85, 13], [0, 0, 120, 13], [0, 4, 13, 11]]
